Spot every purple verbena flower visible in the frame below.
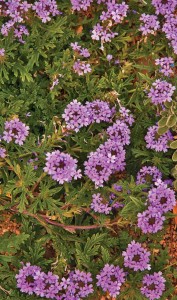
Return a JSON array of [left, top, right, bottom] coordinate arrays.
[[44, 150, 82, 184], [119, 106, 134, 126], [139, 14, 160, 35], [3, 118, 29, 145], [0, 48, 5, 56], [67, 269, 93, 298], [152, 0, 176, 16], [122, 240, 151, 271], [90, 193, 112, 214], [85, 99, 115, 124], [0, 147, 6, 158], [32, 0, 60, 23], [148, 79, 175, 105], [96, 264, 126, 298], [148, 180, 176, 213], [136, 166, 162, 185], [73, 59, 91, 75], [15, 263, 41, 295], [137, 206, 165, 234], [145, 125, 173, 152], [62, 99, 90, 132], [155, 57, 174, 76], [106, 120, 131, 145], [141, 272, 166, 300]]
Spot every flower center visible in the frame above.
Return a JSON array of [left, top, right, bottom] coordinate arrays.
[[132, 254, 141, 262], [148, 217, 156, 225], [110, 275, 117, 282], [147, 283, 156, 291], [160, 197, 167, 204], [26, 275, 34, 284], [96, 165, 104, 173]]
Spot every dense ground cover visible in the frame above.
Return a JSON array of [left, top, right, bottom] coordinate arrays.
[[0, 0, 177, 299]]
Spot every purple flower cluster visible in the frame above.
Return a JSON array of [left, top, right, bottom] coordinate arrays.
[[44, 150, 82, 184], [148, 181, 176, 213], [136, 166, 162, 185], [16, 263, 93, 299], [70, 0, 93, 11], [155, 57, 174, 76], [91, 23, 118, 43], [119, 106, 134, 126], [84, 139, 126, 187], [122, 240, 151, 271], [137, 178, 176, 234], [100, 1, 129, 24], [62, 99, 90, 132], [90, 193, 112, 214], [0, 147, 6, 158], [0, 48, 5, 56], [0, 0, 60, 42], [152, 0, 176, 16], [145, 125, 173, 152], [141, 272, 166, 300], [139, 14, 160, 35], [71, 42, 90, 58], [106, 119, 131, 146], [2, 118, 29, 145], [148, 79, 175, 105], [62, 99, 115, 132], [137, 206, 165, 234], [73, 59, 92, 75], [162, 15, 177, 54], [85, 99, 115, 124], [96, 264, 126, 298]]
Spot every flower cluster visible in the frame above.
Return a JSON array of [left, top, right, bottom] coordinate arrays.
[[145, 125, 173, 152], [138, 180, 176, 234], [73, 59, 92, 75], [16, 263, 93, 299], [90, 193, 112, 214], [148, 79, 175, 105], [84, 139, 126, 187], [139, 14, 160, 35], [155, 57, 174, 76], [141, 272, 166, 300], [91, 23, 118, 44], [136, 166, 162, 185], [119, 106, 135, 126], [71, 42, 90, 58], [96, 264, 126, 298], [62, 99, 115, 132], [0, 0, 60, 42], [162, 15, 177, 54], [70, 0, 93, 11], [44, 150, 82, 184], [0, 147, 6, 158], [122, 240, 151, 271], [152, 0, 176, 16], [2, 118, 29, 145], [100, 1, 129, 24]]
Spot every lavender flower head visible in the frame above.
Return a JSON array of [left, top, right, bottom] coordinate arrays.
[[84, 140, 126, 187], [137, 206, 165, 234], [90, 193, 112, 214], [44, 150, 82, 184], [91, 23, 118, 43], [139, 14, 160, 35], [62, 99, 90, 132], [119, 106, 134, 126], [3, 118, 29, 145], [148, 180, 176, 213], [96, 264, 126, 298], [34, 271, 59, 298], [71, 0, 93, 11], [85, 99, 115, 124], [152, 0, 176, 16], [100, 1, 129, 24], [0, 48, 5, 56], [32, 0, 60, 23], [136, 166, 162, 185], [122, 240, 151, 271], [67, 269, 93, 298], [106, 120, 131, 145], [71, 42, 90, 58], [0, 147, 6, 158], [145, 125, 173, 152], [73, 59, 91, 75], [16, 263, 41, 295], [155, 57, 174, 76], [148, 79, 175, 105], [141, 272, 166, 300]]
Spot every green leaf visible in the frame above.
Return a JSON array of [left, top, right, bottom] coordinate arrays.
[[166, 115, 177, 128], [158, 117, 168, 127], [157, 126, 168, 135], [172, 150, 177, 162], [170, 140, 177, 149]]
